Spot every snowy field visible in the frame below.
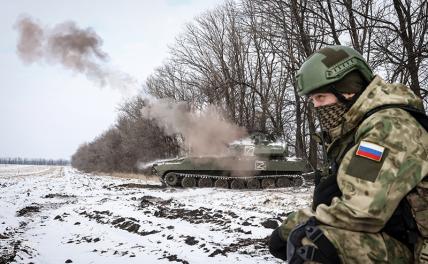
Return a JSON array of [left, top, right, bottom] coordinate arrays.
[[0, 165, 312, 264]]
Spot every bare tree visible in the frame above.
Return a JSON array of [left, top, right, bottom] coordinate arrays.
[[74, 0, 428, 174]]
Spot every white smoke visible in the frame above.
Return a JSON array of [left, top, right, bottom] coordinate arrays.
[[141, 99, 247, 156]]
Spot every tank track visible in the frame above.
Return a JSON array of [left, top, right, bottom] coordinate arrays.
[[162, 171, 311, 189]]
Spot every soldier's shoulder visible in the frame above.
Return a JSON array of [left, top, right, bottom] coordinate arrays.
[[355, 107, 424, 142]]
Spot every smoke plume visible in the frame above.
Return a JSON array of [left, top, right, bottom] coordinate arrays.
[[142, 99, 247, 156], [14, 15, 136, 92]]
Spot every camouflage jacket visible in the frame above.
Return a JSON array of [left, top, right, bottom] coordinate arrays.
[[279, 76, 428, 240]]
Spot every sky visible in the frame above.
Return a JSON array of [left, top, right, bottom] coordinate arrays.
[[0, 0, 222, 160]]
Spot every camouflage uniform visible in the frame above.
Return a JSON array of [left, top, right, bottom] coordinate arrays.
[[278, 76, 428, 263]]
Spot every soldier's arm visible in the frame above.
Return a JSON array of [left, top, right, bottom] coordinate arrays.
[[314, 108, 428, 232], [269, 208, 314, 260]]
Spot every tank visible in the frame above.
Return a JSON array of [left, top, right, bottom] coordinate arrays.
[[151, 133, 311, 189]]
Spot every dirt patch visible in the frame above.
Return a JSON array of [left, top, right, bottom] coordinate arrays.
[[208, 249, 227, 257], [138, 196, 248, 232], [79, 210, 160, 236], [0, 182, 16, 188], [140, 196, 175, 207], [53, 212, 71, 222], [79, 210, 112, 223], [67, 235, 101, 245], [44, 193, 76, 199], [160, 253, 189, 264], [0, 236, 35, 264], [210, 237, 270, 257], [233, 227, 252, 235], [0, 240, 19, 264], [16, 205, 40, 216], [184, 236, 199, 246], [260, 219, 279, 229], [153, 207, 232, 226]]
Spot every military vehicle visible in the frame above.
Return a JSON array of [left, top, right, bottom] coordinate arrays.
[[152, 133, 310, 189]]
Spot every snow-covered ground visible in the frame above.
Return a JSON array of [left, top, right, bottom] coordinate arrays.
[[0, 165, 312, 264]]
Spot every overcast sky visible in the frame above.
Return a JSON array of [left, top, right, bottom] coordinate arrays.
[[0, 0, 222, 160]]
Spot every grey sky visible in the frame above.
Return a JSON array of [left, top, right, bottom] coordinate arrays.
[[0, 0, 221, 160]]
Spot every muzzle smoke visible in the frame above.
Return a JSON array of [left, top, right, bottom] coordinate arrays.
[[14, 15, 136, 92], [141, 99, 247, 156]]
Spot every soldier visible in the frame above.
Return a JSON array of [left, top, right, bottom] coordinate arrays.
[[268, 45, 428, 263]]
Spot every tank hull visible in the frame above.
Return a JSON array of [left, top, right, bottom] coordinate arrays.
[[152, 156, 309, 189]]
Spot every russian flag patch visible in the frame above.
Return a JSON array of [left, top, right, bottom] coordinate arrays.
[[356, 141, 385, 162]]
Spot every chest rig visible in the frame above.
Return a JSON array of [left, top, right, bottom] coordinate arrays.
[[312, 104, 428, 253]]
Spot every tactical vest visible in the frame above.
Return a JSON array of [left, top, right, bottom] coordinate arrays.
[[312, 105, 428, 254]]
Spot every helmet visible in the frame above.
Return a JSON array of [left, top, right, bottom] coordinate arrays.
[[296, 45, 374, 96]]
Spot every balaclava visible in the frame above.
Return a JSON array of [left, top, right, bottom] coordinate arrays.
[[313, 71, 368, 132], [316, 102, 348, 132]]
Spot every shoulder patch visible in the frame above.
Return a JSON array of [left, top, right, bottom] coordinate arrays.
[[356, 141, 385, 162], [346, 142, 388, 182]]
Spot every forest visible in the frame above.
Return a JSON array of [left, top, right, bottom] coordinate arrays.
[[0, 157, 69, 166], [71, 0, 428, 173]]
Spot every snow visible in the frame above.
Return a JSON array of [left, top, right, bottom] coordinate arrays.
[[0, 165, 313, 263]]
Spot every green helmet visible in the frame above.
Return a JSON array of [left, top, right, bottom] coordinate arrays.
[[296, 45, 374, 96]]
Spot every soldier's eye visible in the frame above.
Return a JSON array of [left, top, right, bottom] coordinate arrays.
[[312, 95, 324, 102]]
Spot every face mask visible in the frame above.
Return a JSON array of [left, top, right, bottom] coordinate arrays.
[[315, 102, 347, 132]]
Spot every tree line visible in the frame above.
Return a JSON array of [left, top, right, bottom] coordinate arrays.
[[71, 98, 180, 173], [0, 157, 69, 166], [72, 0, 428, 173]]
